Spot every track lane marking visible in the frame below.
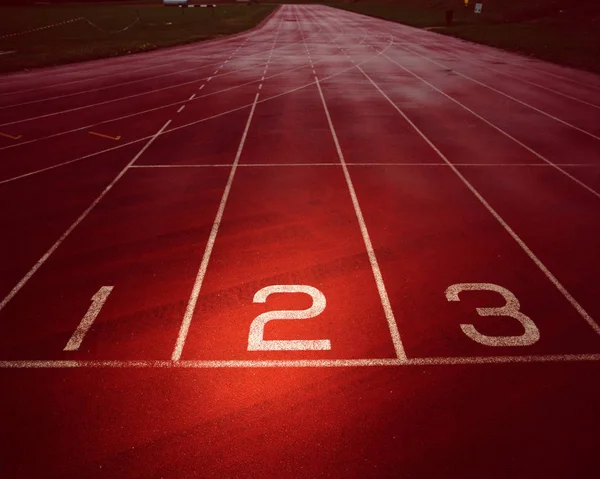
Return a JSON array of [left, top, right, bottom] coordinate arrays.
[[1, 354, 600, 368], [296, 11, 407, 360], [171, 12, 286, 361], [63, 286, 113, 351]]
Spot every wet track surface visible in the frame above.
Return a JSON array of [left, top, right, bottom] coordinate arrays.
[[1, 5, 600, 478]]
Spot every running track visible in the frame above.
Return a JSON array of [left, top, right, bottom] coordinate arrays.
[[1, 4, 600, 477]]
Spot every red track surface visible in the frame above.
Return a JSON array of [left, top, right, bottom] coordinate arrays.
[[1, 5, 600, 477]]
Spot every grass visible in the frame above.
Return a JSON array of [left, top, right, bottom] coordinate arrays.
[[329, 1, 600, 74], [0, 4, 276, 74]]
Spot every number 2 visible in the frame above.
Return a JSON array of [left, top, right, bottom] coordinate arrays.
[[248, 285, 331, 351], [445, 283, 540, 347]]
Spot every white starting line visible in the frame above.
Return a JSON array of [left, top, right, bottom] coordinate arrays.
[[1, 354, 600, 368]]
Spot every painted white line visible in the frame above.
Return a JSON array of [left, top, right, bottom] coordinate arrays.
[[177, 105, 185, 113], [207, 77, 212, 82], [64, 286, 113, 351], [189, 94, 196, 101], [357, 64, 600, 337], [398, 45, 600, 142], [381, 53, 600, 200], [131, 164, 231, 168], [302, 14, 406, 360], [0, 120, 171, 313], [172, 92, 261, 361], [258, 84, 263, 90], [1, 354, 599, 368], [316, 78, 406, 360]]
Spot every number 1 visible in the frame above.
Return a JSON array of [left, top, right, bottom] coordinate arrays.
[[64, 286, 113, 351]]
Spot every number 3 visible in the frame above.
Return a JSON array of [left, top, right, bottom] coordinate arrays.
[[445, 283, 540, 347], [248, 285, 331, 351]]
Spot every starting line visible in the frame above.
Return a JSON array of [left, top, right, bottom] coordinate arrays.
[[2, 354, 600, 368]]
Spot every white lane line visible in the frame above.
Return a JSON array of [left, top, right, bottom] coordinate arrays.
[[0, 120, 171, 313], [381, 53, 600, 200], [1, 353, 599, 368], [131, 164, 232, 168], [357, 64, 600, 337], [172, 93, 261, 361], [258, 84, 263, 90], [207, 77, 213, 82], [317, 78, 406, 360], [301, 13, 406, 360], [177, 105, 185, 113], [188, 94, 196, 101], [132, 162, 600, 168], [63, 286, 113, 351], [397, 45, 600, 142]]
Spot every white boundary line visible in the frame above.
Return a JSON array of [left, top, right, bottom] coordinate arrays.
[[300, 11, 406, 360], [170, 10, 286, 361], [1, 354, 599, 368], [130, 162, 600, 168], [171, 94, 260, 361], [0, 120, 171, 313]]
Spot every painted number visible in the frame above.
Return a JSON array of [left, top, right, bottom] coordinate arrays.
[[445, 283, 540, 347], [248, 285, 330, 351], [64, 286, 113, 351]]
